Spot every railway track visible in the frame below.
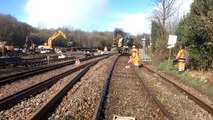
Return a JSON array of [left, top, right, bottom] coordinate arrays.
[[0, 55, 109, 109], [0, 55, 75, 69], [136, 63, 213, 119], [1, 55, 212, 119], [0, 55, 110, 119], [93, 56, 170, 120], [0, 55, 105, 86], [141, 64, 213, 115], [28, 60, 101, 120]]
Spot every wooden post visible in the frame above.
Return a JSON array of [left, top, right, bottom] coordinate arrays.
[[168, 48, 172, 69], [168, 48, 172, 61]]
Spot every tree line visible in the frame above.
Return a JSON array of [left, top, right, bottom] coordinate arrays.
[[0, 14, 114, 50], [0, 14, 150, 51]]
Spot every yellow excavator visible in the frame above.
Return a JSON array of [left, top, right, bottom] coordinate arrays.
[[0, 41, 3, 55], [112, 28, 134, 54], [38, 30, 67, 53]]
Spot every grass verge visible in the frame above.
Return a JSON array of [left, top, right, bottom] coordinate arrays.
[[149, 60, 213, 96]]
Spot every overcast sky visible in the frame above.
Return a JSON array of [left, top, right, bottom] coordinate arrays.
[[0, 0, 193, 35]]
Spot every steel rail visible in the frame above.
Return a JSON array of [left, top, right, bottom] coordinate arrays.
[[92, 55, 120, 120], [28, 57, 107, 120], [93, 56, 173, 120], [0, 62, 91, 110], [0, 55, 106, 86], [143, 64, 213, 115], [133, 68, 173, 120]]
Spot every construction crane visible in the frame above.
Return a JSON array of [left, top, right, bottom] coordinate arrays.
[[38, 30, 67, 53], [112, 28, 134, 54]]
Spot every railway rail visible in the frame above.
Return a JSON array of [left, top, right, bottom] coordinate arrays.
[[0, 55, 74, 69], [0, 55, 105, 86], [0, 55, 108, 110], [28, 60, 100, 120], [141, 63, 213, 116], [0, 55, 212, 120], [93, 56, 171, 120]]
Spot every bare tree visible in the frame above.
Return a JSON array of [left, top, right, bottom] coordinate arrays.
[[150, 0, 182, 62], [152, 0, 181, 29]]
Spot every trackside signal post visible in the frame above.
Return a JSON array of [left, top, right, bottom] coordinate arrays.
[[141, 37, 146, 54], [167, 35, 177, 68]]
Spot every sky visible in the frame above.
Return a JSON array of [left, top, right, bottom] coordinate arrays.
[[0, 0, 193, 35]]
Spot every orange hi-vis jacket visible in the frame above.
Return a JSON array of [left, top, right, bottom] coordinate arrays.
[[176, 49, 186, 61], [132, 48, 139, 65]]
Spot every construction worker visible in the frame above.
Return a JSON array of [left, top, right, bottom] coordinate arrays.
[[176, 44, 187, 73], [126, 45, 139, 68], [131, 45, 139, 66]]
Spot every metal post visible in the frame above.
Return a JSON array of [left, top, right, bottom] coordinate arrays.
[[141, 37, 146, 54]]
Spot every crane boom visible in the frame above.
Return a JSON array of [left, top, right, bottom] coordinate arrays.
[[113, 28, 127, 39], [38, 30, 67, 49], [47, 30, 67, 48]]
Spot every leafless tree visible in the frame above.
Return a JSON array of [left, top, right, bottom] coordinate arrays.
[[152, 0, 181, 29], [150, 0, 182, 62]]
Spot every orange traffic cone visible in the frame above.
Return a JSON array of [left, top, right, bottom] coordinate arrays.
[[75, 59, 80, 65]]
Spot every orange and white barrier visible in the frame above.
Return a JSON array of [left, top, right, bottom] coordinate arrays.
[[75, 59, 80, 65]]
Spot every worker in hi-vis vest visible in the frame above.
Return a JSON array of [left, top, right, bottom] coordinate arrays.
[[176, 44, 187, 73], [131, 45, 139, 66], [126, 45, 139, 67]]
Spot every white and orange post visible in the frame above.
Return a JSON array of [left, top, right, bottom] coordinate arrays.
[[75, 58, 80, 65]]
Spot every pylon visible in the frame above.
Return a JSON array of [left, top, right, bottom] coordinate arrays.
[[75, 59, 80, 65]]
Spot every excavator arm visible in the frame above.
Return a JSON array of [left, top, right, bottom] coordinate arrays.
[[47, 30, 67, 48], [113, 28, 127, 40], [38, 30, 67, 50], [112, 28, 128, 47]]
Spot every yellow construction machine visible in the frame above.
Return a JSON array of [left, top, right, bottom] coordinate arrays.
[[112, 28, 134, 54], [0, 41, 3, 54], [38, 30, 67, 53]]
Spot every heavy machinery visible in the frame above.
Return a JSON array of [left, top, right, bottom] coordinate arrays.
[[0, 33, 14, 56], [0, 41, 3, 55], [37, 30, 67, 53], [112, 28, 134, 54], [23, 36, 35, 54]]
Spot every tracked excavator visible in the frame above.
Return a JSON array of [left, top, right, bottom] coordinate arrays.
[[112, 28, 134, 54], [38, 30, 67, 53]]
